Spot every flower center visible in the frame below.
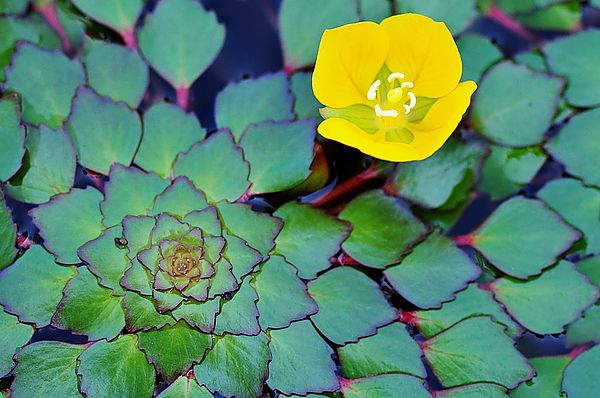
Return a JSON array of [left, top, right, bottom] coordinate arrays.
[[367, 72, 416, 117], [167, 244, 201, 277]]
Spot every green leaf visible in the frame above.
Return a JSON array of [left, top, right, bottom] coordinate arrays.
[[123, 291, 175, 332], [566, 304, 600, 346], [4, 126, 76, 204], [0, 245, 76, 327], [150, 176, 208, 218], [436, 383, 508, 397], [385, 232, 480, 309], [358, 0, 391, 21], [515, 51, 548, 72], [4, 42, 84, 128], [562, 345, 600, 398], [278, 0, 359, 69], [0, 307, 33, 377], [308, 267, 396, 344], [0, 189, 17, 270], [0, 0, 29, 14], [0, 95, 24, 181], [135, 101, 205, 178], [83, 41, 148, 107], [538, 178, 600, 255], [544, 30, 600, 107], [338, 190, 426, 268], [338, 322, 426, 379], [267, 320, 338, 395], [510, 355, 570, 398], [138, 321, 212, 382], [491, 260, 598, 334], [341, 374, 430, 398], [471, 61, 563, 146], [478, 145, 546, 200], [456, 34, 502, 82], [173, 129, 250, 202], [215, 73, 294, 141], [388, 139, 484, 209], [468, 196, 579, 279], [423, 316, 533, 388], [517, 2, 581, 32], [290, 72, 320, 121], [239, 120, 315, 195], [273, 202, 350, 279], [157, 376, 214, 398], [52, 267, 125, 341], [66, 87, 142, 175], [395, 0, 477, 34], [546, 108, 600, 187], [216, 202, 282, 256], [11, 342, 85, 398], [138, 0, 224, 89], [101, 165, 169, 227], [30, 186, 104, 264], [413, 284, 521, 339], [171, 297, 220, 333], [78, 334, 155, 398], [213, 280, 259, 336], [71, 0, 142, 34], [253, 255, 317, 330], [221, 232, 262, 282], [0, 17, 41, 81], [194, 333, 269, 398], [78, 226, 130, 294]]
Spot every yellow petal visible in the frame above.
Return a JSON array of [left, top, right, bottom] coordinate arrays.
[[380, 14, 462, 99], [407, 81, 477, 160], [318, 117, 421, 162], [312, 22, 389, 108]]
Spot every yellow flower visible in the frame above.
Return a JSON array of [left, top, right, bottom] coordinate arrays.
[[312, 14, 476, 162]]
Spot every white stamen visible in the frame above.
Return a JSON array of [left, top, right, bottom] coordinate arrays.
[[375, 104, 399, 118], [401, 82, 414, 89], [367, 80, 381, 101], [404, 92, 417, 114], [387, 72, 405, 82]]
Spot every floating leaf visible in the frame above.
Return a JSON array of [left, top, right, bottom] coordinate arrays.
[[123, 291, 176, 332], [290, 72, 320, 121], [30, 186, 104, 264], [385, 232, 480, 309], [338, 322, 425, 379], [478, 145, 546, 200], [11, 342, 85, 398], [338, 190, 426, 268], [83, 41, 148, 107], [239, 120, 315, 195], [457, 34, 502, 82], [546, 108, 600, 187], [52, 267, 125, 341], [273, 202, 350, 279], [213, 280, 259, 336], [562, 345, 600, 398], [5, 42, 84, 128], [173, 129, 249, 202], [0, 17, 41, 81], [138, 0, 224, 90], [195, 333, 269, 398], [267, 320, 339, 395], [423, 316, 533, 388], [215, 73, 294, 141], [308, 267, 396, 344], [0, 189, 17, 270], [388, 139, 484, 209], [4, 126, 76, 204], [510, 355, 571, 398], [395, 0, 477, 34], [471, 62, 563, 147], [253, 256, 317, 330], [0, 245, 76, 327], [135, 101, 205, 178], [78, 334, 155, 398], [157, 376, 214, 398], [517, 2, 581, 32], [492, 260, 598, 334], [71, 0, 143, 37], [340, 374, 430, 398], [0, 307, 33, 377], [413, 284, 521, 338], [358, 0, 391, 21], [0, 95, 25, 181], [138, 321, 212, 382], [436, 383, 508, 397], [278, 0, 359, 69], [515, 51, 547, 72], [150, 176, 208, 218], [65, 87, 142, 175], [465, 196, 579, 279], [544, 30, 600, 107], [0, 0, 29, 14]]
